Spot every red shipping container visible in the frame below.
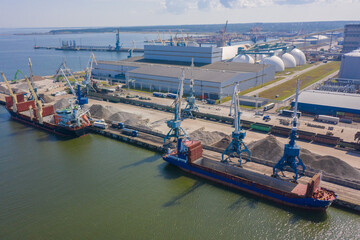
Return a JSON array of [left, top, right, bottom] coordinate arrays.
[[5, 96, 13, 108], [42, 105, 55, 117], [16, 100, 35, 112], [16, 93, 25, 103]]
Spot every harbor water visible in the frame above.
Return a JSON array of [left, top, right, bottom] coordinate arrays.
[[0, 29, 359, 239]]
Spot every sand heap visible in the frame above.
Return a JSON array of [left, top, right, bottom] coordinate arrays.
[[54, 98, 71, 110], [39, 93, 54, 103], [89, 104, 149, 128], [189, 129, 227, 146], [248, 136, 360, 181], [213, 135, 232, 149]]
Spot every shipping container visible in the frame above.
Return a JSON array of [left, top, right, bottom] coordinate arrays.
[[16, 100, 36, 112]]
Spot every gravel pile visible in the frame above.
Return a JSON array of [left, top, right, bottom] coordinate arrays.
[[39, 93, 55, 103], [248, 136, 360, 181], [189, 129, 227, 146], [89, 104, 149, 128], [212, 135, 232, 149], [54, 98, 71, 110]]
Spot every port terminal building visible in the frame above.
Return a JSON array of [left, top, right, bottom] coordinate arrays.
[[296, 90, 360, 119], [92, 45, 275, 100]]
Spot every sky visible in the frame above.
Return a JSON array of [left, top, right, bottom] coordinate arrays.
[[0, 0, 360, 28]]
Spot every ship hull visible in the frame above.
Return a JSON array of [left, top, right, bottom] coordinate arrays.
[[8, 110, 88, 138], [163, 156, 333, 211]]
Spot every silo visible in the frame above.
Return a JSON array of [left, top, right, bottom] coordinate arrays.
[[260, 56, 285, 72], [290, 48, 306, 65], [281, 53, 297, 68]]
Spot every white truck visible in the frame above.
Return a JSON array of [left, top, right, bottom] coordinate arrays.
[[315, 115, 339, 125], [93, 119, 108, 129]]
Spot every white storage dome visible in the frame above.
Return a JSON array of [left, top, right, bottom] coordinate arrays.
[[260, 56, 285, 72], [281, 53, 297, 68], [290, 48, 306, 66], [232, 54, 255, 64]]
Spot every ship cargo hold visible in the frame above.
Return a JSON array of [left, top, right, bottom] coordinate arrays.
[[163, 138, 337, 211]]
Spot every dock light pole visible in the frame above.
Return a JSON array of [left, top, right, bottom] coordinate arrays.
[[164, 69, 187, 144], [273, 80, 306, 182], [222, 83, 251, 165]]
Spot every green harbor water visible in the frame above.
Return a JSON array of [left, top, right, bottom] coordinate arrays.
[[0, 106, 359, 239]]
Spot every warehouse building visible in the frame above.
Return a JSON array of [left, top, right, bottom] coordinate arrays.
[[296, 90, 360, 116], [144, 45, 222, 64], [92, 56, 275, 100]]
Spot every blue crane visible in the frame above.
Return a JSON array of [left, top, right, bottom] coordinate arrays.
[[164, 69, 187, 144], [115, 29, 121, 51], [183, 59, 199, 119], [273, 80, 305, 182], [222, 83, 251, 165]]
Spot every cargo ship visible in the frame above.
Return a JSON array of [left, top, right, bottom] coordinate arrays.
[[163, 138, 337, 211], [2, 73, 91, 138]]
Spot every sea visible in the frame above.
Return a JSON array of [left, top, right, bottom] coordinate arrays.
[[0, 28, 359, 240]]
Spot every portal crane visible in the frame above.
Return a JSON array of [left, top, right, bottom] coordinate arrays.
[[222, 83, 251, 165], [183, 59, 199, 119], [1, 72, 18, 112], [272, 80, 305, 182], [27, 58, 44, 105], [115, 29, 121, 51], [84, 52, 98, 92], [164, 69, 187, 144]]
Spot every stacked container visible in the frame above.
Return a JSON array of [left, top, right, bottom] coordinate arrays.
[[185, 140, 203, 163]]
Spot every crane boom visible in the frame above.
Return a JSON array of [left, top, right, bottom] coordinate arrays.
[[1, 72, 18, 112], [25, 76, 43, 123]]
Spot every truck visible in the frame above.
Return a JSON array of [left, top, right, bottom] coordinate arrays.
[[166, 93, 178, 99], [111, 121, 124, 129], [263, 103, 275, 111], [263, 115, 271, 122], [153, 92, 165, 98], [315, 115, 339, 125], [122, 128, 138, 137], [93, 119, 108, 129]]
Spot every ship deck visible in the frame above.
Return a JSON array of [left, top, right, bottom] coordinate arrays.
[[193, 158, 297, 193]]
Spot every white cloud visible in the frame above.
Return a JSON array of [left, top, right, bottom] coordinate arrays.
[[164, 0, 360, 13]]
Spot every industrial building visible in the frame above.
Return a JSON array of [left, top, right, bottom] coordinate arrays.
[[339, 49, 360, 80], [342, 24, 360, 53], [144, 45, 222, 64], [92, 54, 275, 100], [296, 90, 360, 116]]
